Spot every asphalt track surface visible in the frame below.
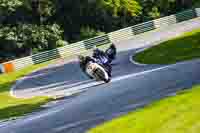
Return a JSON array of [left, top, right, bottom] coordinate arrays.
[[1, 18, 200, 133]]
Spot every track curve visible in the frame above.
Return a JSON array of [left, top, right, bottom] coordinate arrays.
[[1, 18, 200, 133]]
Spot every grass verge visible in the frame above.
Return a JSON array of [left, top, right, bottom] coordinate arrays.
[[0, 61, 53, 120], [134, 28, 200, 64], [88, 85, 200, 133]]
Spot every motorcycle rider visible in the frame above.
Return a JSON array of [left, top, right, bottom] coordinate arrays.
[[92, 48, 107, 62], [106, 43, 117, 62], [78, 47, 112, 78], [92, 48, 112, 77]]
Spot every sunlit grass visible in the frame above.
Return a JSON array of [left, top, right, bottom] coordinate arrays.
[[135, 28, 200, 64], [89, 85, 200, 133]]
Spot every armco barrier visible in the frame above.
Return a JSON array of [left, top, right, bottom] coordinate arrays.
[[108, 27, 134, 43], [32, 49, 61, 64], [196, 8, 200, 17], [0, 64, 4, 73], [84, 34, 110, 50], [58, 41, 85, 58], [109, 9, 197, 43], [153, 15, 177, 28], [1, 8, 199, 73], [132, 21, 156, 35], [175, 9, 196, 22], [12, 56, 34, 70]]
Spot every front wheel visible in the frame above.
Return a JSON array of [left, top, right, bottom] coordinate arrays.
[[95, 68, 111, 83], [104, 77, 111, 83]]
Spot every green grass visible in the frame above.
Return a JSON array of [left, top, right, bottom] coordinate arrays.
[[88, 85, 200, 133], [0, 62, 53, 120], [134, 28, 200, 64]]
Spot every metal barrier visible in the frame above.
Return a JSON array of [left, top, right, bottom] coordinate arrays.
[[0, 64, 4, 73], [1, 8, 199, 73], [108, 27, 134, 43], [153, 15, 177, 28], [84, 34, 110, 50], [175, 9, 196, 22], [132, 21, 156, 35], [12, 56, 34, 70], [57, 41, 86, 58], [195, 8, 200, 17]]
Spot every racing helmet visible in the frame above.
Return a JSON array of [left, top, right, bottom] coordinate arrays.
[[110, 43, 116, 49]]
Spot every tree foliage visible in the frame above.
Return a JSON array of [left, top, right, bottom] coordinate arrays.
[[80, 26, 105, 40], [0, 0, 22, 13], [0, 24, 63, 59], [0, 0, 197, 62], [97, 0, 142, 17]]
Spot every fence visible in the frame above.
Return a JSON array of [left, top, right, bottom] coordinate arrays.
[[0, 8, 199, 73], [195, 8, 200, 17]]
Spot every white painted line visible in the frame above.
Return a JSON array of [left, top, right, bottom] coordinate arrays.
[[49, 81, 104, 97], [11, 62, 178, 99], [111, 65, 170, 82], [7, 106, 67, 128], [20, 79, 92, 94], [49, 64, 177, 98], [10, 77, 26, 98], [129, 47, 152, 66], [129, 55, 147, 66], [10, 66, 52, 98], [0, 121, 12, 128], [6, 60, 200, 125]]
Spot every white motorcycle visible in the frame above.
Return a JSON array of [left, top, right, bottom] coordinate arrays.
[[86, 61, 111, 83]]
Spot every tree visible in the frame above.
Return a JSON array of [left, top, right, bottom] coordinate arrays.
[[26, 0, 55, 24], [155, 0, 176, 15], [177, 0, 192, 9], [192, 0, 200, 8], [0, 24, 63, 58], [0, 0, 22, 13], [0, 0, 197, 62], [97, 0, 142, 17], [0, 0, 23, 23], [80, 26, 105, 40], [148, 6, 160, 19], [52, 0, 85, 41], [18, 24, 63, 53]]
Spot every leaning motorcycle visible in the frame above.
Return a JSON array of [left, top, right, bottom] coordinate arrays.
[[85, 61, 111, 83]]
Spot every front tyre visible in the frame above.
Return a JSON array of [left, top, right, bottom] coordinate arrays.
[[95, 68, 111, 83], [104, 77, 111, 83]]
